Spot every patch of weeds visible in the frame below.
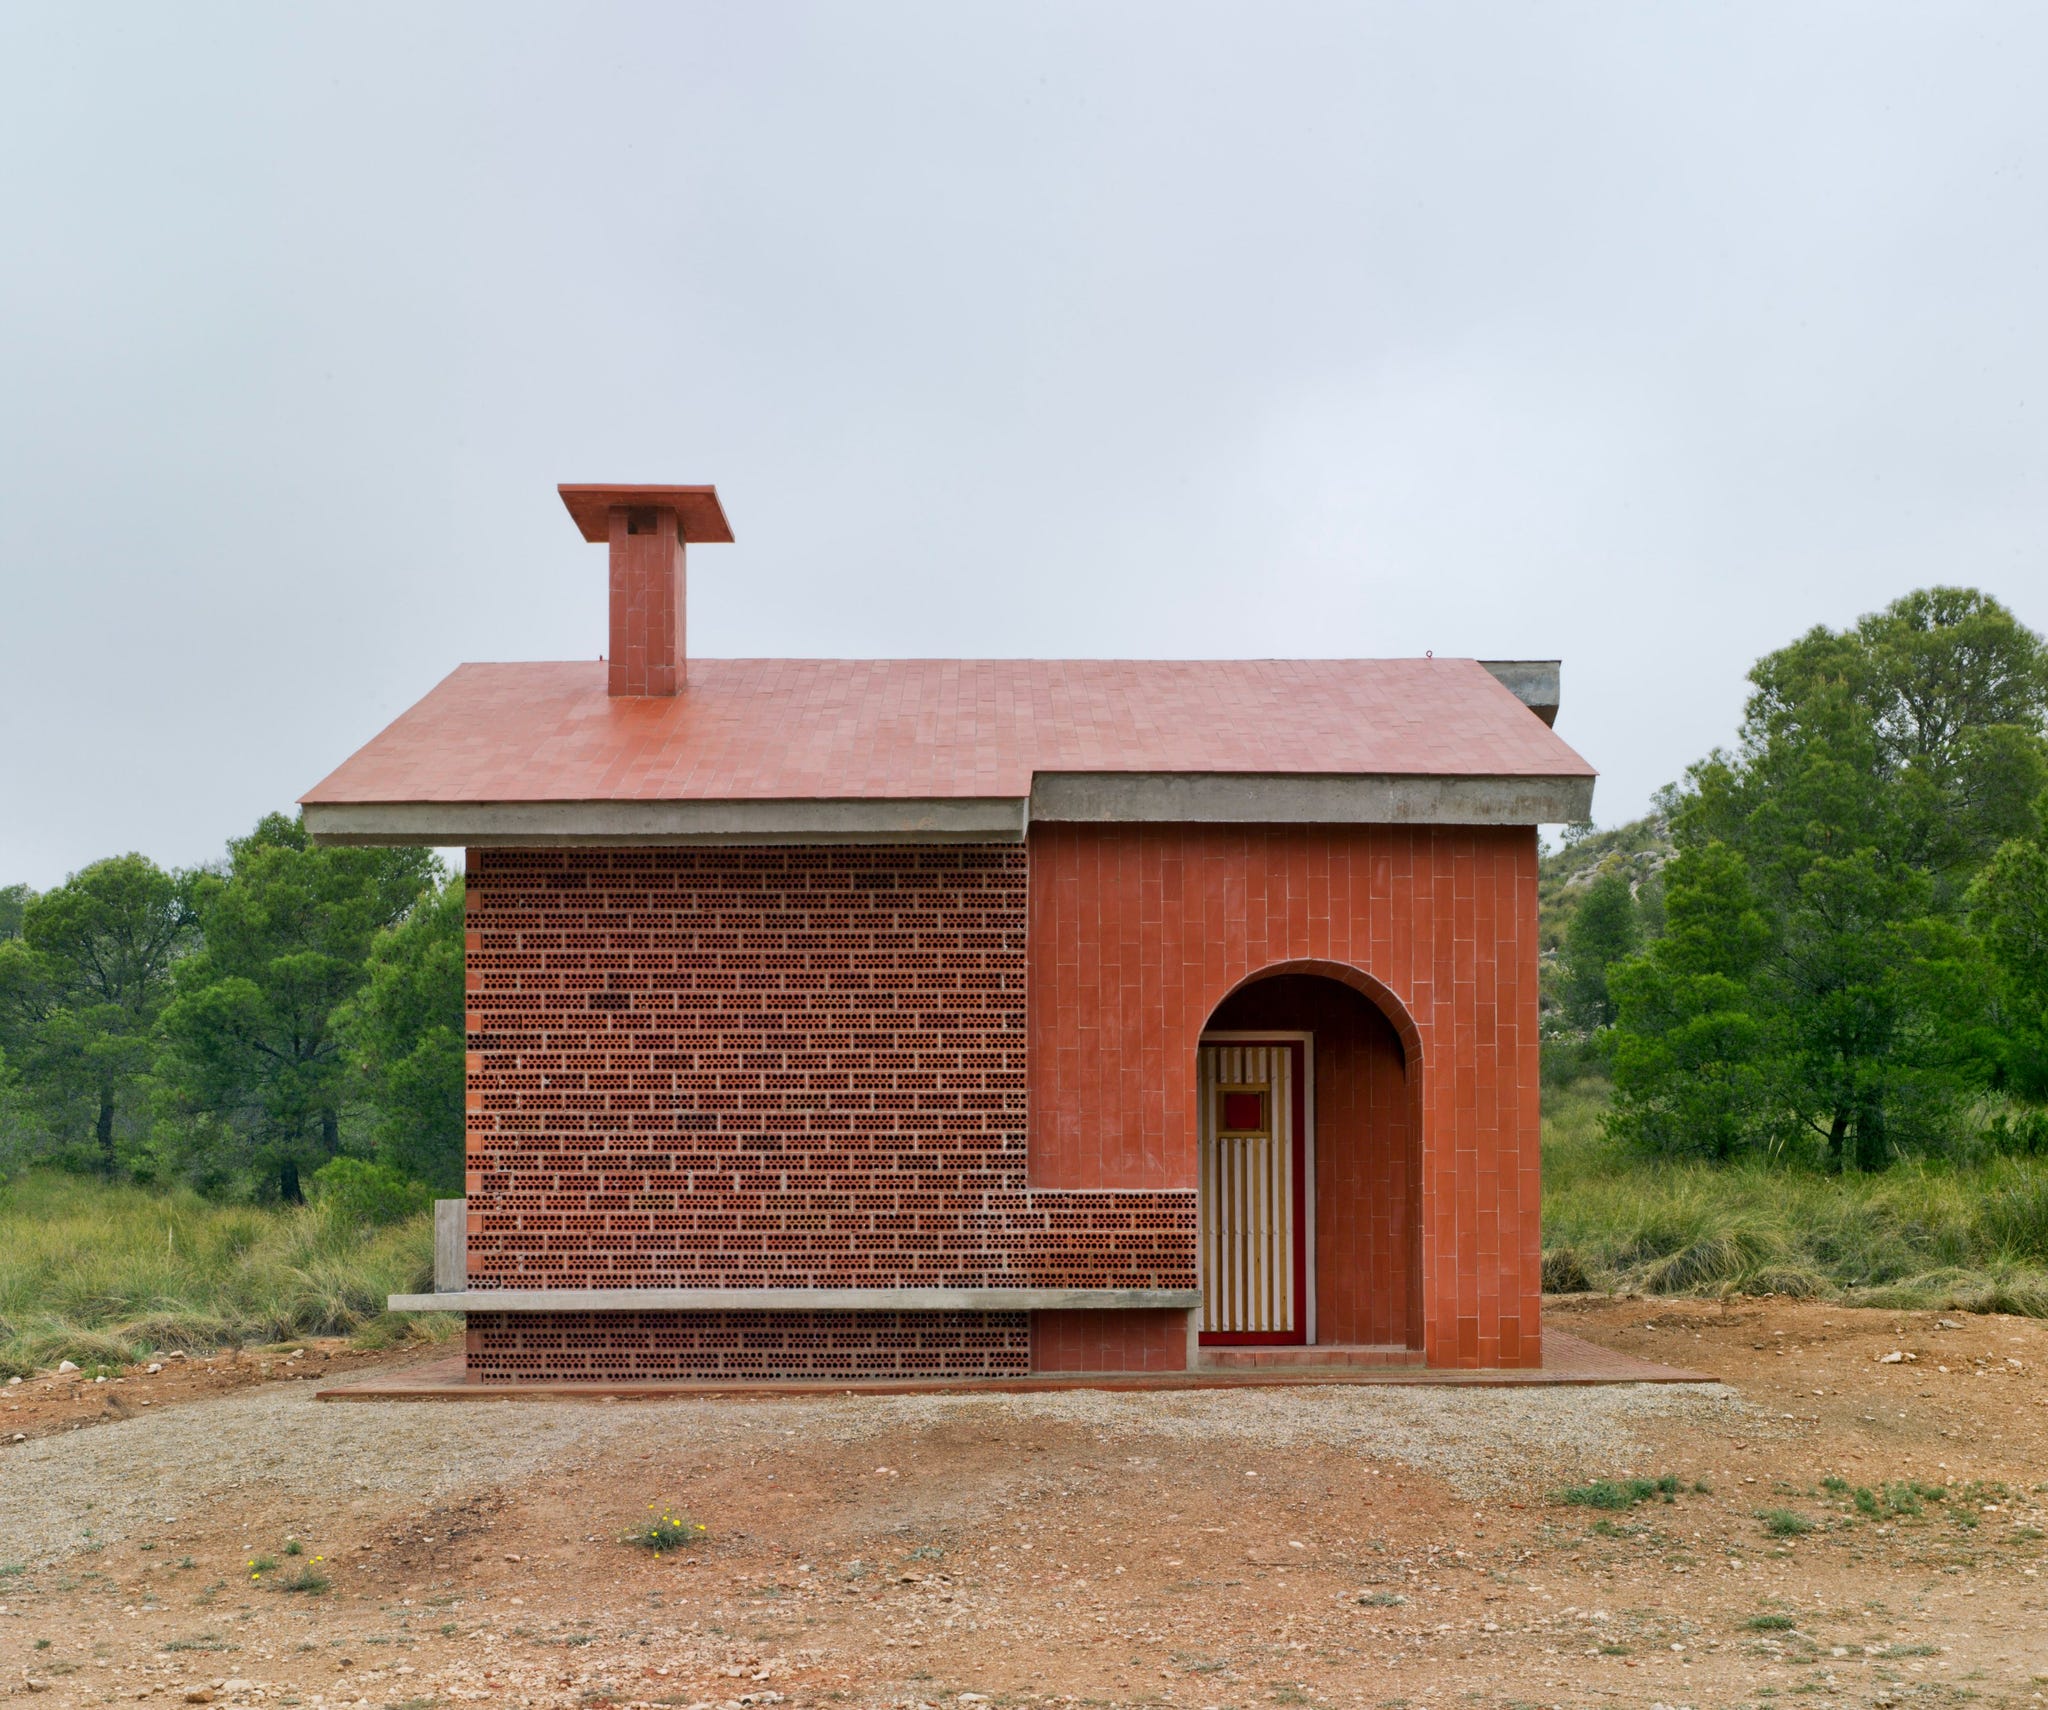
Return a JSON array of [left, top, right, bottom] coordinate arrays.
[[621, 1506, 705, 1556], [1171, 1650, 1229, 1673], [1597, 1642, 1630, 1656], [1759, 1510, 1815, 1537], [283, 1538, 303, 1557], [281, 1566, 330, 1595], [138, 1541, 156, 1552], [1589, 1518, 1646, 1539], [175, 1556, 195, 1569], [1886, 1480, 1943, 1516], [1822, 1476, 1850, 1496], [160, 1637, 229, 1653], [1746, 1614, 1797, 1631], [33, 1639, 51, 1651], [195, 1580, 225, 1603], [1557, 1475, 1683, 1510], [246, 1555, 278, 1582], [440, 1623, 457, 1637], [1358, 1591, 1407, 1607], [564, 1633, 594, 1647]]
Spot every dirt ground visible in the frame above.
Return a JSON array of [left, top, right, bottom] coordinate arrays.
[[1, 1342, 420, 1445], [4, 1297, 2048, 1709]]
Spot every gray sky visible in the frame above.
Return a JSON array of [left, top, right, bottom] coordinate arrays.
[[3, 3, 2044, 888]]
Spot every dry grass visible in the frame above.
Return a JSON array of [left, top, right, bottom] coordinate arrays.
[[1543, 1084, 2048, 1314], [0, 1171, 455, 1374]]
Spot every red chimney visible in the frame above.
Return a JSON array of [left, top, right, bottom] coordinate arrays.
[[559, 484, 734, 696]]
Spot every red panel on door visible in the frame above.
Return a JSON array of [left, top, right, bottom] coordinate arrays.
[[1221, 1091, 1266, 1132]]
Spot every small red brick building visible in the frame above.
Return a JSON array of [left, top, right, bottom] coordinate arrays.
[[304, 485, 1594, 1383]]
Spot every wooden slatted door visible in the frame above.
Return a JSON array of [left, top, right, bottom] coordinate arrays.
[[1198, 1039, 1308, 1345]]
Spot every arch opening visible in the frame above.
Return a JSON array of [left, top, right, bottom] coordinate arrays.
[[1198, 965, 1424, 1351]]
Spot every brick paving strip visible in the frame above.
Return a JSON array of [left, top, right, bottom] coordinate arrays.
[[316, 1323, 1708, 1400]]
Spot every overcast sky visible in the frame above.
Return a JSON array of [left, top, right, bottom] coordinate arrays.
[[3, 4, 2044, 888]]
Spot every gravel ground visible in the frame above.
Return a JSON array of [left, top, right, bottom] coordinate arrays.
[[0, 1372, 1747, 1565], [864, 1381, 1753, 1492]]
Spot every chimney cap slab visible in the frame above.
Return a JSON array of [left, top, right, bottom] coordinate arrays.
[[558, 483, 734, 544]]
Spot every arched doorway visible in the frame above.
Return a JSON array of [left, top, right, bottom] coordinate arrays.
[[1196, 969, 1422, 1351]]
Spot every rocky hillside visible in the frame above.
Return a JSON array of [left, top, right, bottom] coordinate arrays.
[[1537, 813, 1673, 954]]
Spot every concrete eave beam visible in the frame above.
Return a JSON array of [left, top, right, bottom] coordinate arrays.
[[309, 772, 1595, 846], [1479, 660, 1562, 725]]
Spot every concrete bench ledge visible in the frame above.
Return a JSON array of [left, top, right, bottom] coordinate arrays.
[[389, 1286, 1203, 1314]]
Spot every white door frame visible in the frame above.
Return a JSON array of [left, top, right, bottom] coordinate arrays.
[[1197, 1029, 1317, 1346]]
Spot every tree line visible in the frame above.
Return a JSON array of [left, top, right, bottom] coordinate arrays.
[[1554, 586, 2048, 1168], [0, 815, 462, 1202], [8, 584, 2043, 1198]]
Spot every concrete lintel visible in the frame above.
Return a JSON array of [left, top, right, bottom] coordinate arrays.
[[388, 1286, 1203, 1314], [1027, 771, 1595, 827], [304, 797, 1030, 848]]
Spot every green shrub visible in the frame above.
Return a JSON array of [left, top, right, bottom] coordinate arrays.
[[309, 1158, 432, 1229], [1558, 1475, 1681, 1510], [1758, 1510, 1814, 1537]]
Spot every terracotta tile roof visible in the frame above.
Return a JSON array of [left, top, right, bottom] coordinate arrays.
[[301, 658, 1593, 806]]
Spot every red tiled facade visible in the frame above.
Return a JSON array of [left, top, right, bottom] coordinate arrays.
[[1029, 1308, 1189, 1374], [460, 826, 1541, 1378], [1028, 824, 1541, 1369]]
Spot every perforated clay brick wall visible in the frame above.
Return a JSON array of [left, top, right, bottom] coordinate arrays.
[[465, 845, 1193, 1380], [468, 1309, 1029, 1384]]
